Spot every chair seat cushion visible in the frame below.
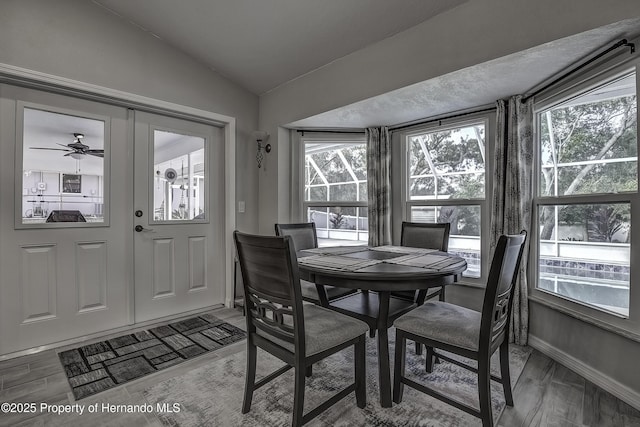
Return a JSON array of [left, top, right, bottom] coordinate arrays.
[[300, 279, 355, 301], [257, 304, 368, 356], [393, 302, 481, 351]]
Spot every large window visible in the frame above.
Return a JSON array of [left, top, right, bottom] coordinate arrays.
[[403, 118, 491, 279], [534, 69, 637, 317], [303, 139, 368, 245]]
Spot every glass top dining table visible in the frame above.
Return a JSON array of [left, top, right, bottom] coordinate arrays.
[[297, 245, 467, 408]]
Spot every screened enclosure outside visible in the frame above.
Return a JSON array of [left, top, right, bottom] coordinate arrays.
[[304, 141, 368, 245], [536, 71, 637, 316], [406, 122, 486, 278]]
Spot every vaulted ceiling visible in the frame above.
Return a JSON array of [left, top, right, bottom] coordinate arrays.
[[90, 1, 639, 128], [93, 0, 467, 95]]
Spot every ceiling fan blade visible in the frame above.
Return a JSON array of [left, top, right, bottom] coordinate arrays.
[[30, 147, 73, 152], [86, 151, 104, 158], [68, 142, 89, 150]]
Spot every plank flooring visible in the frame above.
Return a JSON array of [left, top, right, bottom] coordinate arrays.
[[1, 307, 639, 426]]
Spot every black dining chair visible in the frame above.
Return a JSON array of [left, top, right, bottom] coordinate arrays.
[[234, 231, 368, 427], [393, 221, 451, 303], [275, 223, 357, 303], [392, 231, 527, 427], [393, 221, 451, 355]]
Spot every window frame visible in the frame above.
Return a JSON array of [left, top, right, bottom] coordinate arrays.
[[530, 60, 640, 336], [15, 102, 111, 229], [298, 133, 368, 246], [400, 113, 494, 286]]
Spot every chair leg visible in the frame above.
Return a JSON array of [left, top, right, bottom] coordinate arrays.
[[305, 365, 313, 377], [439, 286, 445, 302], [292, 366, 306, 427], [500, 342, 514, 406], [415, 341, 423, 355], [393, 331, 406, 404], [354, 337, 366, 408], [478, 354, 493, 427], [425, 347, 434, 373], [369, 328, 376, 338], [242, 341, 257, 414]]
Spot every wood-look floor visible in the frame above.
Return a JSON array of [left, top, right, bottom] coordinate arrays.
[[1, 307, 638, 427]]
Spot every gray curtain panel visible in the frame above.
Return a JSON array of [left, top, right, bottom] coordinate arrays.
[[366, 127, 392, 246], [490, 96, 533, 345]]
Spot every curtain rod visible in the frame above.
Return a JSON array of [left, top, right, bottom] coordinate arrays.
[[296, 129, 365, 136], [521, 38, 635, 103], [389, 106, 496, 132]]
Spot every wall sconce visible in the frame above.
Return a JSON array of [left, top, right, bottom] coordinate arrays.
[[253, 130, 270, 168]]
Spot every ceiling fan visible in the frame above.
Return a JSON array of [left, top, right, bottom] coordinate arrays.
[[29, 133, 104, 159]]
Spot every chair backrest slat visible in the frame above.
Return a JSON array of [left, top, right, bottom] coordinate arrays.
[[234, 231, 305, 349], [275, 223, 318, 251], [401, 222, 451, 251], [480, 231, 527, 349]]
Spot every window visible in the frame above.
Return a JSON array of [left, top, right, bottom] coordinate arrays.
[[303, 139, 368, 246], [21, 107, 106, 226], [534, 70, 637, 318], [403, 117, 492, 280]]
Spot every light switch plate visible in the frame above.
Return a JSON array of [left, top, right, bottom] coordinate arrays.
[[238, 201, 245, 213]]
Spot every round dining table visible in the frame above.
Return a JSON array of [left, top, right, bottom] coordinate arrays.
[[297, 245, 467, 408]]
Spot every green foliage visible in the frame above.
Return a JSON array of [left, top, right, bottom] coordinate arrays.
[[408, 125, 485, 199], [538, 92, 637, 240], [587, 205, 626, 243]]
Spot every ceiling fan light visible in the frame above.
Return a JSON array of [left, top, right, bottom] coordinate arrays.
[[69, 152, 84, 160]]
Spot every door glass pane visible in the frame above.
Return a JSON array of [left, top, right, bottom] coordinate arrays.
[[22, 108, 105, 224], [410, 205, 481, 278], [153, 130, 206, 221], [537, 203, 630, 316]]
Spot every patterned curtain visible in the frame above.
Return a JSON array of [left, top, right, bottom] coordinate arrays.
[[490, 96, 533, 345], [366, 127, 391, 246]]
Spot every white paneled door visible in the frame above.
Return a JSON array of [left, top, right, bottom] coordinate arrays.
[[133, 111, 225, 323], [0, 86, 227, 356], [0, 85, 130, 355]]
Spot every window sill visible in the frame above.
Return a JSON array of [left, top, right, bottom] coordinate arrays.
[[528, 293, 640, 344]]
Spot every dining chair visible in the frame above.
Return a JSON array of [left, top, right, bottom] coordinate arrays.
[[234, 231, 368, 427], [275, 223, 357, 303], [393, 222, 451, 355], [392, 231, 527, 427], [393, 221, 451, 303]]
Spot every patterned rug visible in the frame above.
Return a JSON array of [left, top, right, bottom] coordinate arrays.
[[58, 313, 245, 400], [143, 329, 531, 426]]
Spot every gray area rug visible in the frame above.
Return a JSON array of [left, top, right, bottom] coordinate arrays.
[[59, 314, 245, 400], [143, 328, 531, 426]]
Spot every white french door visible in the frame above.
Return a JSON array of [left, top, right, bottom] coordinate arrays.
[[0, 86, 229, 356], [133, 111, 225, 323], [0, 85, 131, 355]]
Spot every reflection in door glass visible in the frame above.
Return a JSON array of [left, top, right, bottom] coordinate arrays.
[[153, 130, 206, 221], [22, 108, 105, 224]]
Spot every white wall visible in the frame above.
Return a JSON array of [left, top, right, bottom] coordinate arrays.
[[0, 0, 260, 233]]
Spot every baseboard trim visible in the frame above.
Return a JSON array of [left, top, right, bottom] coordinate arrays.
[[528, 334, 640, 410]]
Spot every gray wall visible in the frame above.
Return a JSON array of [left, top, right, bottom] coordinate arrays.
[[0, 0, 260, 233], [529, 301, 640, 404]]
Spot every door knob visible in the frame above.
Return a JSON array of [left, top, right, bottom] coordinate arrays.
[[135, 225, 155, 233]]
